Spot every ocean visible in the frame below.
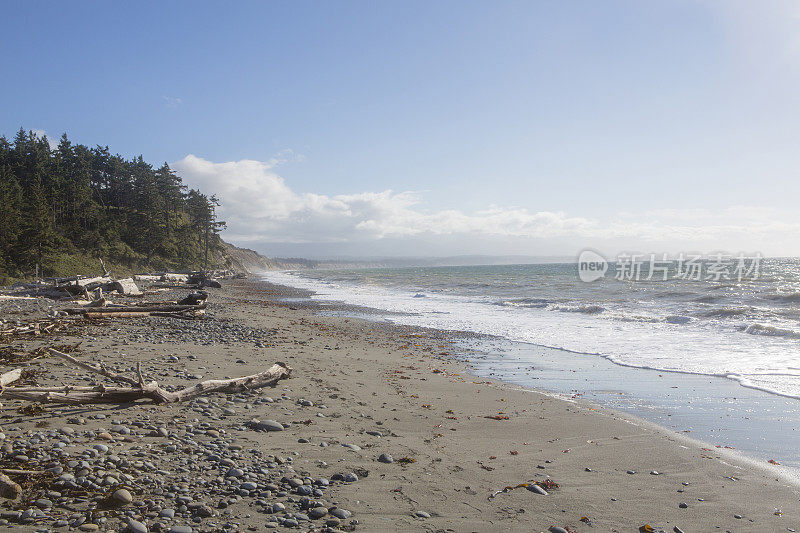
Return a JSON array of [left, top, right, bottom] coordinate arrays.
[[262, 258, 800, 399]]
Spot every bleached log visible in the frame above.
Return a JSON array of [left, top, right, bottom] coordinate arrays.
[[161, 273, 189, 283], [64, 303, 206, 315], [2, 362, 291, 405], [74, 276, 112, 288], [106, 278, 142, 296], [0, 369, 22, 387]]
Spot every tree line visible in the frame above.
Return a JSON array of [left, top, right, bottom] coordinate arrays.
[[0, 128, 226, 279]]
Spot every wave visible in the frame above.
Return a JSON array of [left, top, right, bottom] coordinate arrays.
[[694, 295, 720, 303], [767, 292, 800, 303], [497, 298, 549, 309], [704, 307, 749, 318], [744, 323, 800, 340], [665, 315, 692, 324], [261, 267, 800, 400], [552, 304, 605, 314]]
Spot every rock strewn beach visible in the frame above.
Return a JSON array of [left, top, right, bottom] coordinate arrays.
[[0, 277, 798, 532]]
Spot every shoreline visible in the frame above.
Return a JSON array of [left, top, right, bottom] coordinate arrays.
[[0, 277, 798, 532], [265, 269, 800, 473], [260, 267, 800, 402]]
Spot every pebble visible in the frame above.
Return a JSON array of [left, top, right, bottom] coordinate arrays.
[[548, 528, 569, 533], [127, 518, 148, 533], [330, 508, 351, 520], [253, 420, 284, 432], [308, 507, 328, 519], [679, 502, 688, 508], [168, 527, 193, 533], [414, 511, 431, 518], [112, 488, 133, 505], [378, 453, 394, 463]]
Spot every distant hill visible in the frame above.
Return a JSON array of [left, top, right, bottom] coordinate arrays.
[[221, 243, 322, 273]]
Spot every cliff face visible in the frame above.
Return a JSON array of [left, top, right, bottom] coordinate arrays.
[[221, 242, 280, 273], [220, 242, 318, 273]]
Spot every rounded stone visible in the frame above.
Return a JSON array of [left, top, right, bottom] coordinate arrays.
[[330, 508, 351, 520], [255, 420, 284, 432], [112, 488, 133, 505], [127, 518, 148, 533], [308, 507, 328, 519]]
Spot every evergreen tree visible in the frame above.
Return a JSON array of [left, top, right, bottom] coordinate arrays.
[[0, 128, 227, 277]]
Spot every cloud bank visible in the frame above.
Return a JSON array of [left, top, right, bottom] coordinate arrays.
[[171, 154, 800, 255]]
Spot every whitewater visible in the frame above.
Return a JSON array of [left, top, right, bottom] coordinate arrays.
[[261, 259, 800, 399]]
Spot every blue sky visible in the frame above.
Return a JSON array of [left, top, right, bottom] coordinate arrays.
[[2, 1, 799, 257]]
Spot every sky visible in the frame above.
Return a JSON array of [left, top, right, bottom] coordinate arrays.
[[2, 1, 799, 258]]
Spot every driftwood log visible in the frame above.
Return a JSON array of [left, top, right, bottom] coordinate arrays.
[[0, 349, 291, 405], [63, 302, 207, 319]]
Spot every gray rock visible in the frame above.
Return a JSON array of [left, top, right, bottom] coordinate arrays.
[[168, 527, 193, 533], [548, 528, 569, 533], [253, 420, 284, 432], [308, 507, 328, 519], [34, 498, 52, 509], [330, 508, 351, 520], [112, 488, 133, 505], [414, 511, 431, 518], [378, 453, 394, 463], [127, 518, 148, 533]]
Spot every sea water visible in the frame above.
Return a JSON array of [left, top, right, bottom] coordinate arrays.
[[262, 259, 800, 399]]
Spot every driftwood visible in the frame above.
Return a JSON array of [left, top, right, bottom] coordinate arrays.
[[178, 291, 208, 306], [188, 272, 222, 289], [0, 349, 291, 405], [107, 277, 141, 296], [0, 369, 22, 387], [64, 302, 206, 319], [0, 319, 69, 337]]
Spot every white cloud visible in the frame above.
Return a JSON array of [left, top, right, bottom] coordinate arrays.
[[162, 95, 183, 108], [31, 129, 58, 150], [171, 154, 800, 255]]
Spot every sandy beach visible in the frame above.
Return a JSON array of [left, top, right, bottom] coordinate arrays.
[[1, 277, 798, 533]]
